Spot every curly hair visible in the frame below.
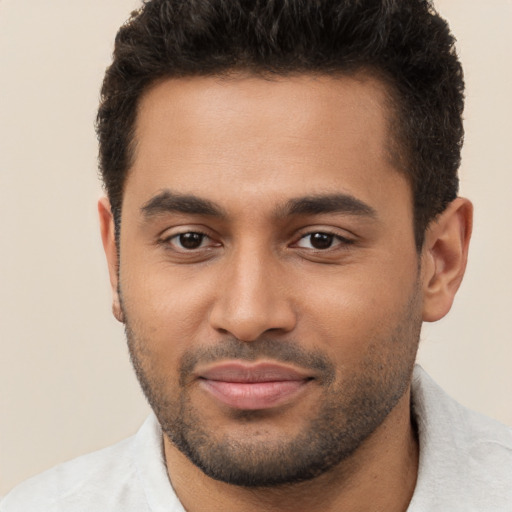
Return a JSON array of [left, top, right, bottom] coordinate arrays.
[[96, 0, 464, 249]]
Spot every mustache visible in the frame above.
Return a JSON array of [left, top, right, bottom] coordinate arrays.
[[179, 337, 336, 385]]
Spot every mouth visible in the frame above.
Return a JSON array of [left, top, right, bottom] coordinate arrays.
[[197, 362, 313, 410]]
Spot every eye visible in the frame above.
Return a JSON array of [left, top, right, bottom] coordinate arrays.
[[295, 232, 351, 250], [166, 232, 212, 250]]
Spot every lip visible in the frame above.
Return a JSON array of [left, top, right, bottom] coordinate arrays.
[[197, 362, 313, 410]]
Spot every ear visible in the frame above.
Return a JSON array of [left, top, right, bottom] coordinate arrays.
[[98, 197, 124, 323], [421, 197, 473, 322]]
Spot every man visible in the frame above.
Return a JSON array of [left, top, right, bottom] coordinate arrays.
[[1, 0, 511, 510]]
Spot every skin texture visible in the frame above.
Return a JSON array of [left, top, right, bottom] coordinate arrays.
[[99, 74, 472, 512]]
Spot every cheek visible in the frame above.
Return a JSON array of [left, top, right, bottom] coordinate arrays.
[[299, 257, 419, 358], [120, 260, 214, 354]]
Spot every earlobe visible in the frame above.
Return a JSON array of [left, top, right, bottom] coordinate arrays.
[[421, 197, 473, 322], [98, 197, 125, 324]]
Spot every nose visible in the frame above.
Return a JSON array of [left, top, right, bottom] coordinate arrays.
[[208, 247, 297, 341]]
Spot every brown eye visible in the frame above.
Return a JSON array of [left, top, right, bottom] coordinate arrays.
[[171, 232, 208, 250], [297, 232, 337, 250], [309, 233, 334, 249], [179, 232, 205, 249]]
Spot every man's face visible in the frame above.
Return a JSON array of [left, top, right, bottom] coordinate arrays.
[[115, 74, 423, 486]]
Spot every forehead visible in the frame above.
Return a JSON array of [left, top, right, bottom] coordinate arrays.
[[126, 73, 409, 217]]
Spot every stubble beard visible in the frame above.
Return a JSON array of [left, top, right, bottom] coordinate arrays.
[[123, 289, 422, 488]]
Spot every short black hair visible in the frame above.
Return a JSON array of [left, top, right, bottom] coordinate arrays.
[[96, 0, 464, 249]]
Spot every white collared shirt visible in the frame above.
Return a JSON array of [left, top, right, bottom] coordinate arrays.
[[2, 366, 511, 511]]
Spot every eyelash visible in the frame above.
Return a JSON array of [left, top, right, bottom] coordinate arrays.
[[160, 230, 214, 251], [159, 229, 354, 253], [294, 231, 355, 251]]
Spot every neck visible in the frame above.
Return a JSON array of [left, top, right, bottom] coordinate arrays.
[[164, 389, 418, 512]]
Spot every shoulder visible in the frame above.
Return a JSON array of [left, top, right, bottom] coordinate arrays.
[[412, 365, 512, 450], [0, 434, 146, 512], [410, 366, 512, 510]]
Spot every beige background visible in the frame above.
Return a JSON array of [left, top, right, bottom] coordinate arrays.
[[0, 0, 511, 496]]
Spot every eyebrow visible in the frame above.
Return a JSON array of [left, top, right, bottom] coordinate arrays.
[[141, 190, 226, 218], [141, 190, 376, 221], [279, 194, 377, 219]]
